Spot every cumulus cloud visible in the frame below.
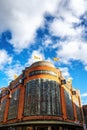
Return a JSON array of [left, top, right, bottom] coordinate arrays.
[[60, 67, 71, 78], [0, 50, 12, 69], [69, 0, 86, 17], [5, 63, 24, 82], [50, 18, 83, 38], [48, 0, 87, 70], [49, 0, 87, 39], [42, 35, 53, 48], [0, 0, 60, 52], [81, 93, 87, 97], [0, 0, 87, 54], [56, 40, 87, 69]]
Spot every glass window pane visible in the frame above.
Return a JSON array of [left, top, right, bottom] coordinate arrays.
[[0, 98, 7, 122], [64, 90, 74, 120], [8, 89, 20, 120], [24, 79, 62, 116]]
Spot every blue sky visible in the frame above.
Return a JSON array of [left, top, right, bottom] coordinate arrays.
[[0, 0, 87, 104]]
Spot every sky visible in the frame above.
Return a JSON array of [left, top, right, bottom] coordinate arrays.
[[0, 0, 87, 105]]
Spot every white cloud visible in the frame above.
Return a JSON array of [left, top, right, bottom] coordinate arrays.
[[81, 93, 87, 97], [59, 67, 71, 78], [0, 0, 59, 52], [60, 12, 80, 24], [0, 0, 86, 53], [56, 40, 87, 68], [56, 0, 87, 20], [42, 35, 53, 48], [0, 50, 12, 70], [47, 0, 87, 70], [50, 18, 82, 38], [5, 63, 24, 82], [48, 0, 87, 69], [69, 0, 86, 17], [49, 0, 85, 39]]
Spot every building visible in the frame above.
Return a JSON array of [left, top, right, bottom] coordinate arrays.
[[0, 61, 84, 130], [83, 105, 87, 129]]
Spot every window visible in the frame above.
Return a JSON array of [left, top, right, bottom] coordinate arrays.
[[29, 70, 57, 77], [0, 98, 7, 122], [75, 99, 83, 122], [64, 90, 74, 120], [8, 89, 20, 120], [24, 79, 62, 116]]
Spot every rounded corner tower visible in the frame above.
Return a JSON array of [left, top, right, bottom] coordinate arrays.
[[0, 60, 84, 130], [24, 60, 62, 118]]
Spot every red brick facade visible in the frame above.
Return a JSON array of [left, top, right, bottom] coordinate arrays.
[[0, 61, 84, 130]]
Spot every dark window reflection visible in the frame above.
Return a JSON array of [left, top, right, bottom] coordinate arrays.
[[64, 90, 74, 120], [0, 99, 7, 122], [75, 101, 83, 122], [8, 89, 20, 120], [24, 79, 62, 116], [29, 70, 57, 77]]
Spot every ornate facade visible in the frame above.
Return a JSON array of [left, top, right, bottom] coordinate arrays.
[[0, 61, 84, 130]]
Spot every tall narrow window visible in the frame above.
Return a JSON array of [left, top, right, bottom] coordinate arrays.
[[8, 89, 20, 120], [0, 98, 7, 122], [75, 99, 83, 122], [64, 90, 74, 120]]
